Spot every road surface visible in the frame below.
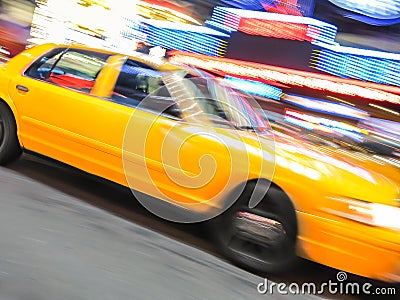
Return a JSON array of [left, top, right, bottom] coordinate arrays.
[[0, 154, 397, 299]]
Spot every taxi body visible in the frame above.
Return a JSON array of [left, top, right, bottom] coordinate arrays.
[[0, 43, 399, 282]]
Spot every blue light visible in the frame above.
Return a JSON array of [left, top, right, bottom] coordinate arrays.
[[223, 76, 283, 99], [284, 116, 315, 130], [134, 20, 229, 57], [282, 94, 370, 120], [311, 45, 400, 86], [221, 0, 265, 11], [284, 116, 365, 141], [205, 20, 237, 34], [121, 65, 163, 78]]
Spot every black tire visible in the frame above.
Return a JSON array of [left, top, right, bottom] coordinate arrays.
[[210, 181, 298, 274], [0, 101, 22, 165]]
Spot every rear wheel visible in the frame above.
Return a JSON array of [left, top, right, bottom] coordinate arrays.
[[211, 182, 298, 274], [0, 101, 22, 165]]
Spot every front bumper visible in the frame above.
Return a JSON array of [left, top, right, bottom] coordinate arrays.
[[297, 211, 400, 282]]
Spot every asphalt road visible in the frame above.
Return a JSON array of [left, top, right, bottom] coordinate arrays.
[[0, 154, 397, 300]]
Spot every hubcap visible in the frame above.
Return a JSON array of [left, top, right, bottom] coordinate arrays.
[[234, 211, 286, 247], [224, 210, 289, 263]]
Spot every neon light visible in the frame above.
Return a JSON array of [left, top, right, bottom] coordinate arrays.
[[221, 0, 266, 11], [311, 44, 400, 87], [285, 109, 366, 133], [139, 19, 229, 36], [238, 19, 312, 41], [29, 0, 141, 52], [282, 94, 370, 120], [219, 0, 316, 17], [284, 115, 315, 130], [205, 20, 237, 34], [263, 0, 303, 16], [284, 116, 364, 141], [211, 6, 326, 25], [169, 51, 400, 105], [136, 20, 229, 57], [223, 76, 283, 99], [314, 41, 400, 60], [210, 6, 337, 43], [284, 109, 367, 141]]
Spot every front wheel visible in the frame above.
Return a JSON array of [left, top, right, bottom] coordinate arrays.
[[0, 101, 22, 165], [211, 183, 298, 274]]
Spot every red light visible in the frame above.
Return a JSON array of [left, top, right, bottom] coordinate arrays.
[[262, 0, 303, 16], [168, 51, 400, 105], [238, 18, 312, 41]]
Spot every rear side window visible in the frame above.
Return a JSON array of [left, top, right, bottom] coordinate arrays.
[[111, 59, 182, 119], [112, 59, 164, 102], [25, 48, 110, 93]]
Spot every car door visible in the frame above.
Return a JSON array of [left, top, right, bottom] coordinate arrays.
[[119, 68, 247, 215], [8, 47, 133, 184]]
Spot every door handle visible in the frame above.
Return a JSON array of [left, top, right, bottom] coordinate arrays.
[[16, 85, 29, 92]]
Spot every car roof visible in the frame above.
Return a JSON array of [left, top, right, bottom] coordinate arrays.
[[38, 42, 182, 72]]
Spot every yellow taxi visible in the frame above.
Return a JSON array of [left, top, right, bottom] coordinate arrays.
[[0, 43, 399, 282]]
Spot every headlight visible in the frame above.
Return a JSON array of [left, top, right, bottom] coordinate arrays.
[[324, 197, 400, 231]]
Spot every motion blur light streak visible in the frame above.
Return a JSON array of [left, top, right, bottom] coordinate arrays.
[[369, 103, 400, 116], [220, 0, 316, 17], [29, 0, 140, 52], [314, 40, 400, 60], [137, 19, 228, 56], [277, 143, 376, 183], [282, 94, 370, 120], [326, 95, 355, 106], [223, 76, 283, 99], [325, 197, 400, 231], [285, 109, 368, 134], [209, 6, 337, 44], [312, 43, 400, 86], [283, 111, 366, 141], [169, 51, 400, 104], [204, 20, 236, 34], [237, 19, 312, 41], [220, 0, 266, 11], [275, 156, 322, 180], [137, 0, 202, 25], [284, 109, 368, 135], [284, 115, 315, 130], [361, 118, 400, 137]]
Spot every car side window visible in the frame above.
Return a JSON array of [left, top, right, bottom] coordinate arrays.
[[25, 48, 109, 94], [111, 60, 182, 119]]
